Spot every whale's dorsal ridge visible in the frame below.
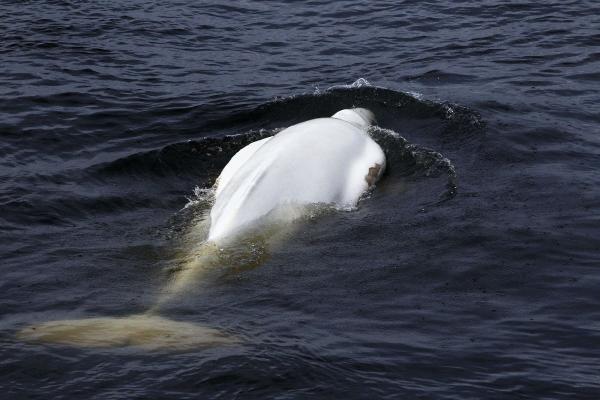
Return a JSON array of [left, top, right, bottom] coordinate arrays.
[[331, 108, 376, 130]]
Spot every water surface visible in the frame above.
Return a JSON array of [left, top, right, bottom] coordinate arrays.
[[1, 1, 599, 398]]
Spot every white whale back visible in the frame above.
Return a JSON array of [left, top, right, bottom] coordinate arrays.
[[208, 108, 385, 242]]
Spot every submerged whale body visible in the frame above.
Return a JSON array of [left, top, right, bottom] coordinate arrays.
[[208, 108, 386, 242], [17, 108, 386, 351]]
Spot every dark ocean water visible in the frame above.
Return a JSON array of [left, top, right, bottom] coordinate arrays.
[[1, 1, 600, 398]]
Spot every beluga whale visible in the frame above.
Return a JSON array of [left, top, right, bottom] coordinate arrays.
[[17, 108, 386, 351]]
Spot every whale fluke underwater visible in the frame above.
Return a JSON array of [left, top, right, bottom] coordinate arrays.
[[17, 108, 386, 351]]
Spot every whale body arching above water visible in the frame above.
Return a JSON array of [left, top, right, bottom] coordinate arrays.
[[17, 108, 386, 351], [208, 108, 386, 242]]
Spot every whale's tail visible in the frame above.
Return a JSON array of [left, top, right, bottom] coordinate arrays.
[[16, 211, 291, 351], [17, 314, 236, 351], [17, 242, 240, 351]]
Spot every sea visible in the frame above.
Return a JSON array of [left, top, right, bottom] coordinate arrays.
[[1, 1, 599, 398]]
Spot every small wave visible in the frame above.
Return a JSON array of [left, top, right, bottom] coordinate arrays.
[[369, 126, 457, 202], [326, 77, 373, 91], [183, 186, 215, 210]]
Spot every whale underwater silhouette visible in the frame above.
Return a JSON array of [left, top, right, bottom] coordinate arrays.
[[17, 108, 386, 351]]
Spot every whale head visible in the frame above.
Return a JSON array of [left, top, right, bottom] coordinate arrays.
[[331, 108, 376, 130]]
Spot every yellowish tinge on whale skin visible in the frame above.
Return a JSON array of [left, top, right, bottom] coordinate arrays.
[[17, 315, 237, 351]]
